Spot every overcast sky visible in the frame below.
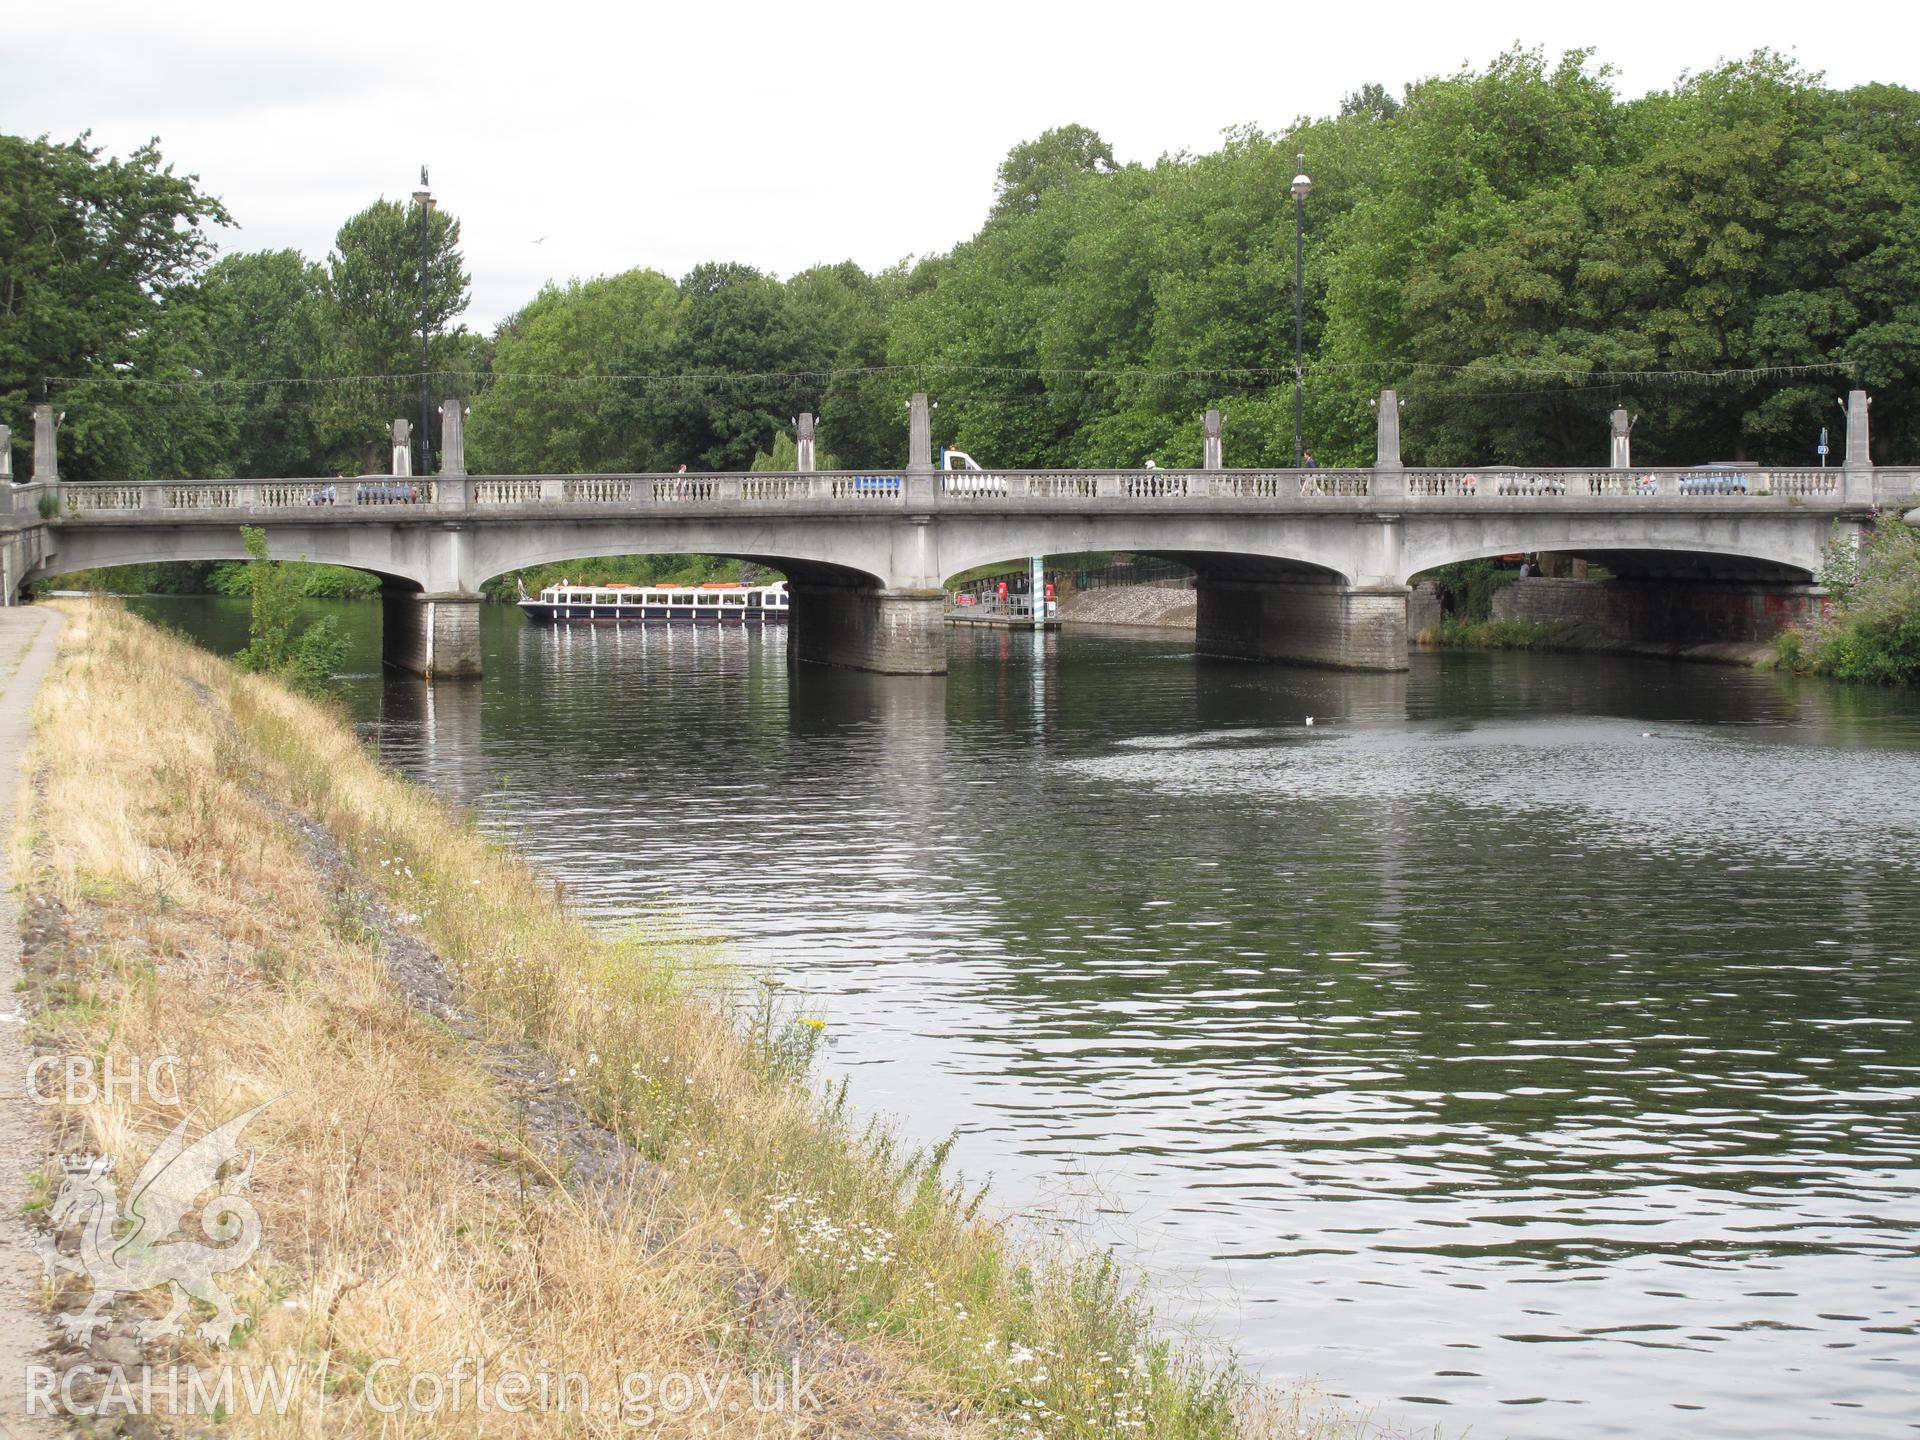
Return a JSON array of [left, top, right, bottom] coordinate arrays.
[[10, 0, 1917, 329]]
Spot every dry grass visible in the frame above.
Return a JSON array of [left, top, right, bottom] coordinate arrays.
[[19, 600, 1355, 1438]]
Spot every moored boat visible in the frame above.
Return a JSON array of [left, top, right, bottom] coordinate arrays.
[[517, 579, 789, 625]]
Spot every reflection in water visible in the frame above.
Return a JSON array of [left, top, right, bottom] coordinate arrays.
[[137, 597, 1920, 1439]]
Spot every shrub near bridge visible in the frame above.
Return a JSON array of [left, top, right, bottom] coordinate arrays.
[[1787, 515, 1920, 684]]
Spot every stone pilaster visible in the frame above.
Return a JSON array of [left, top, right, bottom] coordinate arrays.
[[31, 406, 56, 483], [904, 392, 934, 506], [438, 398, 466, 476]]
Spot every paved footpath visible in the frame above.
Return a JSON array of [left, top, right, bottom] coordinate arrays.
[[0, 607, 64, 1437]]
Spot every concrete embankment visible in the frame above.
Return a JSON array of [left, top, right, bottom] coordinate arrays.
[[1058, 584, 1196, 630], [1479, 576, 1814, 665], [5, 600, 1336, 1439]]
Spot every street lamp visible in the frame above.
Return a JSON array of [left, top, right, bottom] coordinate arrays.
[[412, 167, 435, 478], [1290, 155, 1311, 468]]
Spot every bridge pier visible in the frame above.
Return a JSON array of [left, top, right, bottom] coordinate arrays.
[[382, 589, 483, 680], [1195, 578, 1409, 671], [788, 582, 947, 675]]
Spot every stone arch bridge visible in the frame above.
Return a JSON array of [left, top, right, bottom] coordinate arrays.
[[3, 393, 1912, 677]]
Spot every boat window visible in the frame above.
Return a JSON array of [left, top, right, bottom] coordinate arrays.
[[724, 594, 745, 605], [746, 592, 761, 605], [698, 594, 720, 606], [674, 594, 695, 605]]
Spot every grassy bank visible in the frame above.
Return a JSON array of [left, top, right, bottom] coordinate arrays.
[[19, 601, 1344, 1436], [1414, 616, 1573, 650]]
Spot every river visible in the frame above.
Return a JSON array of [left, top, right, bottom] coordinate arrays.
[[137, 596, 1920, 1438]]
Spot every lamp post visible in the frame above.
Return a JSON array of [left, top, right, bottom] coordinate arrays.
[[411, 167, 435, 478], [1290, 155, 1311, 468]]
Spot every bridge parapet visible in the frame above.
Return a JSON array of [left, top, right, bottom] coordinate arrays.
[[33, 466, 1884, 520], [465, 473, 915, 506], [1405, 468, 1848, 499], [1875, 467, 1920, 505], [0, 480, 57, 521], [55, 478, 443, 515]]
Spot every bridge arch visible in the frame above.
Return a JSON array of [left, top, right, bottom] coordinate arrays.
[[934, 518, 1365, 588], [21, 524, 426, 596], [941, 547, 1350, 596], [470, 546, 881, 595], [936, 529, 1391, 671], [467, 525, 921, 676], [1395, 517, 1833, 587], [465, 522, 894, 596]]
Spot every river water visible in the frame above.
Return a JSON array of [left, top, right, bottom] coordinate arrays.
[[140, 597, 1920, 1438]]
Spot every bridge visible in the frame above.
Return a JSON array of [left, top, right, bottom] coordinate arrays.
[[2, 391, 1913, 677]]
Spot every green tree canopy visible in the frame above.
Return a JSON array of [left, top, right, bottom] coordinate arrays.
[[893, 55, 1920, 470], [990, 124, 1118, 223], [468, 268, 682, 473], [0, 133, 231, 479], [307, 196, 475, 469], [187, 249, 330, 476], [611, 262, 819, 472]]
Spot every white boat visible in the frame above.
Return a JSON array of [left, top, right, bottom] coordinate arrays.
[[517, 579, 789, 625]]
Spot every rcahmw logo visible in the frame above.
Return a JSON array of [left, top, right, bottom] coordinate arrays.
[[33, 1099, 276, 1346], [26, 1363, 301, 1418]]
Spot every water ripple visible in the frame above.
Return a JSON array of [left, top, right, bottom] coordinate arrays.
[[139, 599, 1920, 1440]]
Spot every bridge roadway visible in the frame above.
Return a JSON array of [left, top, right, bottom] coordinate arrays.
[[2, 392, 1912, 677]]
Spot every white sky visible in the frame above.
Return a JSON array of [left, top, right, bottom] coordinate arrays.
[[10, 0, 1918, 329]]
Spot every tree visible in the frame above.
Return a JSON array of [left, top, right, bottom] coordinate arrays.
[[0, 132, 231, 479], [189, 250, 331, 477], [989, 125, 1117, 223], [468, 269, 682, 473], [612, 263, 816, 472], [233, 527, 349, 695], [1340, 83, 1402, 120], [750, 426, 839, 471], [308, 197, 472, 469], [782, 260, 902, 467], [1301, 51, 1920, 467], [882, 57, 1920, 472], [1314, 48, 1628, 464]]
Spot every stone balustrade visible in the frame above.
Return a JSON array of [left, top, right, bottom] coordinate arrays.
[[6, 465, 1900, 520]]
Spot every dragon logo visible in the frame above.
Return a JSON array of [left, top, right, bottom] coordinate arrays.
[[36, 1101, 273, 1347]]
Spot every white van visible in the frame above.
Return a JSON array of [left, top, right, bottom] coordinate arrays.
[[941, 448, 1008, 496]]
